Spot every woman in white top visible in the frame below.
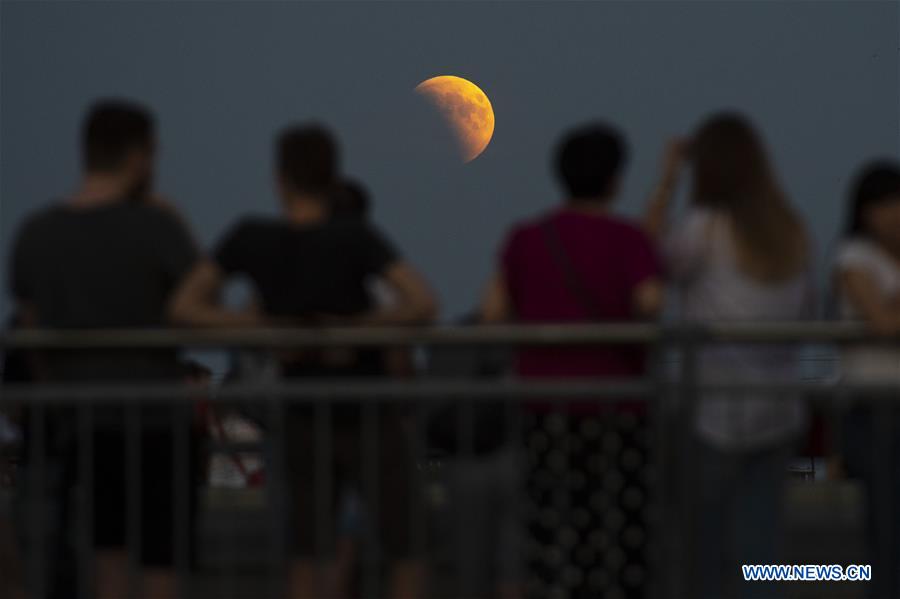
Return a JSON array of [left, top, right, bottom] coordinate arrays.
[[645, 113, 813, 599], [834, 162, 900, 599]]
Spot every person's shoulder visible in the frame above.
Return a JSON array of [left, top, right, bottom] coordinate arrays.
[[514, 209, 569, 237], [221, 214, 281, 239], [503, 209, 588, 253], [326, 215, 371, 234], [325, 216, 394, 248], [836, 237, 888, 271], [110, 203, 195, 249], [14, 202, 70, 239], [675, 206, 716, 230], [127, 201, 184, 227], [600, 212, 657, 246], [665, 206, 719, 243], [837, 237, 876, 257], [501, 214, 546, 250], [606, 213, 647, 234]]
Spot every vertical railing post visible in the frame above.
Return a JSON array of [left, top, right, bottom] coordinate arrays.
[[126, 402, 142, 598], [221, 391, 238, 599], [78, 403, 94, 599], [313, 396, 332, 590], [874, 399, 894, 596], [676, 326, 700, 598], [173, 399, 191, 599], [648, 329, 669, 599], [361, 397, 380, 598], [27, 404, 47, 599], [507, 370, 525, 599], [455, 390, 475, 598], [410, 387, 428, 593], [267, 378, 287, 599]]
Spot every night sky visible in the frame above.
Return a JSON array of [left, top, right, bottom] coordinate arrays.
[[2, 1, 898, 319]]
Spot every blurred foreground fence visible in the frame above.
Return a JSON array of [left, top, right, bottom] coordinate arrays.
[[0, 322, 898, 599]]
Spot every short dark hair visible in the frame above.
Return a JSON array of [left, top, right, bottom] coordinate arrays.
[[277, 124, 340, 195], [82, 100, 155, 172], [555, 123, 627, 200], [846, 161, 900, 237]]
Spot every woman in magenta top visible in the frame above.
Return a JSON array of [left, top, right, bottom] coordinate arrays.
[[498, 206, 662, 381], [481, 123, 663, 599]]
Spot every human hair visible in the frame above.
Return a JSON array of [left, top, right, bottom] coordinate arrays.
[[82, 100, 155, 172], [554, 123, 627, 201], [845, 161, 900, 238], [690, 112, 807, 282], [332, 179, 371, 218], [276, 124, 340, 196]]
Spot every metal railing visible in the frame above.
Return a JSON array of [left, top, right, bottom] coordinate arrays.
[[0, 321, 890, 349], [1, 322, 898, 599]]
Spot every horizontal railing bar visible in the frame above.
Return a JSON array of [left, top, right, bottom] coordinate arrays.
[[0, 324, 655, 349], [1, 379, 898, 404], [695, 321, 895, 343], [0, 379, 654, 403], [0, 322, 893, 349]]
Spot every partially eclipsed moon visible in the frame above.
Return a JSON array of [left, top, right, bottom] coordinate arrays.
[[415, 75, 495, 162]]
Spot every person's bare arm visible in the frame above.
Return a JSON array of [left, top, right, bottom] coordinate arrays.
[[479, 272, 512, 324], [168, 260, 262, 328], [643, 139, 687, 239], [632, 277, 664, 319], [838, 267, 900, 336], [360, 262, 438, 326]]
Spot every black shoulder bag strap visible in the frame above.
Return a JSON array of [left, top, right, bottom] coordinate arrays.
[[540, 220, 603, 320]]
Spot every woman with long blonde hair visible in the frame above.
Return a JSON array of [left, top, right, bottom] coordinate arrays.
[[645, 113, 814, 599]]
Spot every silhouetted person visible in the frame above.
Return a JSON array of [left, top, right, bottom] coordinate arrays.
[[7, 99, 200, 599], [834, 161, 900, 599], [480, 123, 663, 599], [645, 113, 813, 599], [171, 124, 436, 599]]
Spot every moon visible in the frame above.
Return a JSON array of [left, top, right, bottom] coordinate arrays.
[[415, 75, 495, 162]]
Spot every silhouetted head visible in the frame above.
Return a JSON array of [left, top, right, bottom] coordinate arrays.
[[276, 124, 340, 203], [332, 179, 371, 219], [846, 161, 900, 252], [82, 100, 156, 199], [554, 123, 627, 204], [689, 112, 807, 282], [690, 113, 776, 209]]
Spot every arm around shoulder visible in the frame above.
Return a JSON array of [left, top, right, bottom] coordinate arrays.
[[167, 259, 262, 328]]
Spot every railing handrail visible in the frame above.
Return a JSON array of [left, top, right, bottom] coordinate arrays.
[[1, 378, 899, 404], [0, 321, 892, 350]]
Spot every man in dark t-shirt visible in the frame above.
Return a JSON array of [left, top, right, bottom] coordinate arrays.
[[7, 100, 199, 599], [215, 215, 402, 376], [215, 215, 399, 323], [12, 202, 197, 381], [171, 124, 435, 599]]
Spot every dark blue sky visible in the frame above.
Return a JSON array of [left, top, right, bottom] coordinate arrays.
[[2, 1, 898, 319]]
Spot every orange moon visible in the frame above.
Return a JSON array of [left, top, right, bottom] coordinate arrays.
[[415, 75, 495, 162]]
